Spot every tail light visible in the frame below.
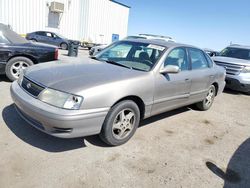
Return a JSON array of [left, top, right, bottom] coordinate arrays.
[[54, 48, 59, 60]]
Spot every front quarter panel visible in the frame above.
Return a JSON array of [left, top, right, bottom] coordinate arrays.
[[78, 72, 155, 117]]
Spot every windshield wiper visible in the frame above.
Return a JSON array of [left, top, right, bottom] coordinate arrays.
[[105, 60, 131, 69], [90, 57, 146, 71]]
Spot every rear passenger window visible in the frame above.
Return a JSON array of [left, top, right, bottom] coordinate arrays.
[[36, 32, 46, 36], [204, 53, 214, 67], [164, 48, 189, 71], [189, 48, 209, 70]]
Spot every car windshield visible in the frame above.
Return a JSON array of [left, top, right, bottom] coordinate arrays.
[[220, 47, 250, 60], [95, 41, 166, 71], [0, 24, 28, 44]]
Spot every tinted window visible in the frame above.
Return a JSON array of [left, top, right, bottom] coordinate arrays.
[[204, 53, 214, 67], [164, 48, 189, 71], [45, 32, 53, 37], [189, 48, 209, 70], [220, 47, 250, 60], [0, 31, 10, 44], [2, 27, 28, 44], [36, 32, 46, 36]]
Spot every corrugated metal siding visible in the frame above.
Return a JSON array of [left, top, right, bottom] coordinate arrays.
[[0, 0, 129, 43]]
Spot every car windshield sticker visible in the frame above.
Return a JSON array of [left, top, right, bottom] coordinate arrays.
[[147, 44, 165, 51]]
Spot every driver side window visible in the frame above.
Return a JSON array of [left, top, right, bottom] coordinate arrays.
[[164, 48, 189, 71]]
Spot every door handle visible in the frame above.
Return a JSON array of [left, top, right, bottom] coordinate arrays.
[[209, 75, 215, 78], [185, 78, 190, 82]]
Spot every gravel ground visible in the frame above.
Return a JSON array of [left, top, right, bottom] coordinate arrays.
[[0, 49, 249, 188]]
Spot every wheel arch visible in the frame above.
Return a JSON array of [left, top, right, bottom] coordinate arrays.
[[112, 95, 146, 119], [7, 54, 37, 64], [212, 82, 219, 96]]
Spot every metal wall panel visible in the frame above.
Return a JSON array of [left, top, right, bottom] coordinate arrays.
[[0, 0, 129, 43]]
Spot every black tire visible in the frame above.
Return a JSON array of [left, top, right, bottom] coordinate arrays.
[[99, 100, 140, 146], [5, 56, 34, 81], [196, 85, 216, 111], [30, 38, 37, 42], [60, 43, 68, 50]]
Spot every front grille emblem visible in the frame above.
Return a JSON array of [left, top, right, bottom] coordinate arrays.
[[26, 83, 32, 89]]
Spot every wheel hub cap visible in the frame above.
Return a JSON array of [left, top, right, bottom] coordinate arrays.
[[112, 109, 135, 140]]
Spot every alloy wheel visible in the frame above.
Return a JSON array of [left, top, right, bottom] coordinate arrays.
[[112, 108, 135, 140], [10, 61, 29, 79]]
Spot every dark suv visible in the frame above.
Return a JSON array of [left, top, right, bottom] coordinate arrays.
[[0, 24, 58, 81]]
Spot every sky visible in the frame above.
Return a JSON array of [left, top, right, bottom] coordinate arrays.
[[118, 0, 250, 51]]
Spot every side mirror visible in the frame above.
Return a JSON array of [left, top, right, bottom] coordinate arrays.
[[160, 65, 180, 74]]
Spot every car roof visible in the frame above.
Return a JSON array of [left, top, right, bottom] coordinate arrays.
[[122, 38, 199, 49], [35, 31, 54, 33], [228, 45, 250, 50]]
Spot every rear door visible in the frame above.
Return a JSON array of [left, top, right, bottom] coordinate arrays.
[[187, 48, 213, 101], [34, 32, 45, 42], [152, 47, 192, 115]]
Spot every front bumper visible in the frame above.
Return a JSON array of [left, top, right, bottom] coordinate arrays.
[[11, 81, 109, 138], [225, 77, 250, 93]]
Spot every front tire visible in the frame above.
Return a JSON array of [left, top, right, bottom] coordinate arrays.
[[30, 38, 37, 42], [99, 100, 140, 146], [196, 85, 216, 111], [5, 57, 34, 81]]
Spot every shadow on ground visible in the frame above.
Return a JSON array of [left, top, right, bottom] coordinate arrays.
[[223, 88, 249, 96], [206, 138, 250, 188], [3, 104, 191, 152], [0, 75, 11, 82], [140, 107, 190, 127], [2, 104, 111, 152]]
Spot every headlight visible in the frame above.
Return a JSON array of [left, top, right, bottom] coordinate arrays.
[[242, 66, 250, 73], [39, 88, 83, 110]]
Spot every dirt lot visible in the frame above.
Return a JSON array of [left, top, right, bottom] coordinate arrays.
[[0, 49, 249, 188]]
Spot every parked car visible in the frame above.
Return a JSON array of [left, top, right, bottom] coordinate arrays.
[[11, 39, 226, 146], [89, 44, 108, 56], [212, 45, 250, 94], [26, 31, 79, 50], [204, 48, 220, 57], [138, 34, 176, 42], [0, 24, 58, 81]]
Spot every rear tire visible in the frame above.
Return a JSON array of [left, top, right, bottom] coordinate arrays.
[[99, 100, 140, 146], [60, 43, 68, 50], [196, 85, 216, 111], [5, 57, 34, 81]]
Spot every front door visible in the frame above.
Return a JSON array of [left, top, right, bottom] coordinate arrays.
[[152, 47, 192, 116]]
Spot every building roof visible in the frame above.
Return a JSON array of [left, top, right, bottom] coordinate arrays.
[[110, 0, 130, 8]]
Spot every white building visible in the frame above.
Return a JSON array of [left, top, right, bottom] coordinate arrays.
[[0, 0, 130, 44]]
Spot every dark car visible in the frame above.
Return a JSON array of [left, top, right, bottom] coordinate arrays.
[[0, 24, 58, 81], [26, 31, 79, 50], [204, 48, 220, 57]]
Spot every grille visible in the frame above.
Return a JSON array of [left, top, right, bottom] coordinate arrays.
[[21, 77, 45, 97], [214, 61, 244, 75]]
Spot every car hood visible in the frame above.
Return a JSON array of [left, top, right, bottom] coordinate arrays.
[[212, 56, 250, 66], [24, 58, 147, 94]]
